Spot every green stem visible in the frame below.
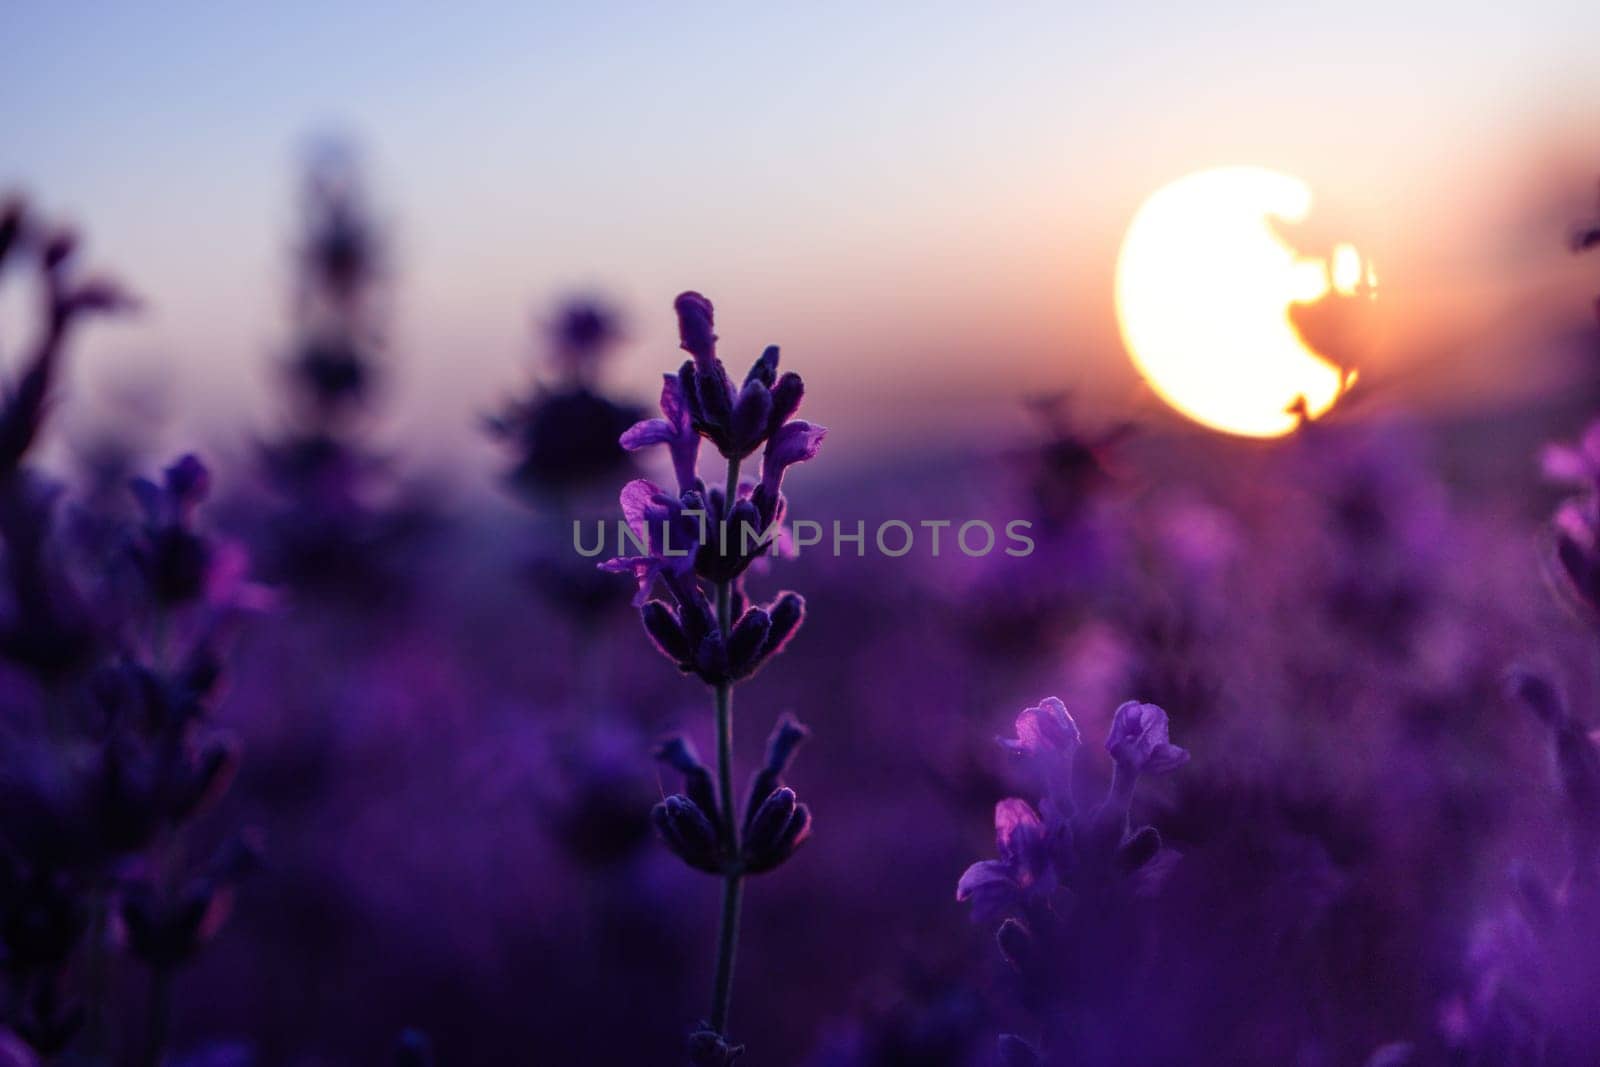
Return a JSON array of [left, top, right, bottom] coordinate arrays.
[[710, 455, 743, 1035]]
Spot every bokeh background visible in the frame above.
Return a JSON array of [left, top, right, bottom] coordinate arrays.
[[7, 4, 1600, 1066]]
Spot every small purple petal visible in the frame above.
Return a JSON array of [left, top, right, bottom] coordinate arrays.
[[761, 420, 827, 495], [956, 859, 1016, 902]]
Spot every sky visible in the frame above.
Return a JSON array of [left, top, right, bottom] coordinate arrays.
[[5, 2, 1600, 476]]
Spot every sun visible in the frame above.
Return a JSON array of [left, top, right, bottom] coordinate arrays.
[[1114, 166, 1371, 438]]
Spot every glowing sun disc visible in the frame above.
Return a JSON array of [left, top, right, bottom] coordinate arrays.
[[1115, 166, 1363, 438]]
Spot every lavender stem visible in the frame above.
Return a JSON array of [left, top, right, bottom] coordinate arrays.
[[710, 454, 743, 1035]]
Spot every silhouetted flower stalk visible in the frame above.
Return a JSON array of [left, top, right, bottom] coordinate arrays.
[[958, 698, 1188, 1065], [0, 200, 261, 1064], [605, 292, 824, 1062], [257, 143, 432, 602], [488, 297, 642, 503], [487, 297, 644, 697]]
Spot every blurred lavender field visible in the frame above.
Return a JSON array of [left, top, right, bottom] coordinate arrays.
[[10, 72, 1600, 1067]]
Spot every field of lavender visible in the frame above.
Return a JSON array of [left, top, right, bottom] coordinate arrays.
[[5, 156, 1600, 1067]]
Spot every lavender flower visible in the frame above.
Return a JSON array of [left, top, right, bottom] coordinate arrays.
[[671, 292, 809, 462], [606, 292, 823, 1062], [257, 145, 435, 602], [488, 296, 643, 500], [622, 376, 702, 495], [958, 697, 1187, 1064]]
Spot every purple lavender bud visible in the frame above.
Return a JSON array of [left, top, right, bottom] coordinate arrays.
[[1105, 701, 1189, 777], [745, 787, 796, 853], [762, 593, 805, 660], [652, 795, 723, 873], [726, 608, 772, 679], [744, 345, 780, 388], [726, 495, 762, 541], [641, 600, 694, 669], [997, 1035, 1042, 1067], [695, 362, 736, 439], [765, 371, 804, 435], [741, 788, 812, 874], [655, 736, 720, 822], [995, 917, 1035, 973], [743, 713, 809, 832], [692, 631, 732, 685], [674, 291, 718, 367], [687, 1026, 745, 1066], [1115, 824, 1163, 874], [1000, 696, 1082, 758], [761, 712, 810, 775], [729, 378, 774, 457], [677, 359, 703, 426]]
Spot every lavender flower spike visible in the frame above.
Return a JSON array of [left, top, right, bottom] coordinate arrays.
[[620, 374, 702, 494], [961, 698, 1188, 1061], [673, 291, 818, 462], [610, 292, 822, 1058]]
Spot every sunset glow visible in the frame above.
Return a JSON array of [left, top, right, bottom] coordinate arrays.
[[1115, 167, 1367, 438]]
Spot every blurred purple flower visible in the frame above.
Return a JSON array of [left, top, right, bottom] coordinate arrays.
[[959, 697, 1188, 1063], [1104, 701, 1190, 778]]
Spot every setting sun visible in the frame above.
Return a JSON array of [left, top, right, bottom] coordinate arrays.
[[1115, 166, 1369, 438]]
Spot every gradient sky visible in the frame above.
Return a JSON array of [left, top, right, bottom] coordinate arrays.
[[6, 2, 1600, 476]]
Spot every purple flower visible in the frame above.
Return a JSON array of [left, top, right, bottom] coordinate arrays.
[[675, 291, 719, 368], [955, 798, 1048, 921], [740, 714, 813, 874], [959, 697, 1189, 1061], [621, 375, 702, 494], [759, 420, 827, 499], [598, 479, 704, 604], [672, 292, 819, 462], [129, 455, 271, 615], [1105, 701, 1189, 777], [1000, 696, 1082, 759], [638, 584, 804, 686]]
